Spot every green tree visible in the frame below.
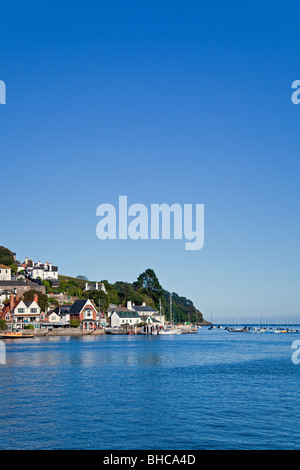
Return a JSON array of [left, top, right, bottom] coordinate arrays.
[[70, 319, 80, 328], [83, 289, 108, 311], [9, 263, 18, 275], [133, 268, 163, 305], [0, 319, 7, 330], [23, 290, 49, 312], [42, 279, 52, 293], [0, 246, 15, 266]]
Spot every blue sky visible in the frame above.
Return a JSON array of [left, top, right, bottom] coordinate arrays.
[[1, 1, 300, 323]]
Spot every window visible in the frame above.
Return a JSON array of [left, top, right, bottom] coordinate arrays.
[[5, 313, 10, 320], [31, 308, 37, 313], [85, 309, 92, 317], [18, 308, 25, 313]]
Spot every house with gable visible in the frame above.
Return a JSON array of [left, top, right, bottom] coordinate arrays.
[[0, 293, 42, 329], [107, 301, 165, 329], [68, 299, 99, 330], [47, 304, 72, 328]]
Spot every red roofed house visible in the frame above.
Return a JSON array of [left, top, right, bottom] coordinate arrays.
[[0, 293, 42, 330]]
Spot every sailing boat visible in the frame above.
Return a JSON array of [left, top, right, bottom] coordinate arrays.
[[158, 294, 182, 335]]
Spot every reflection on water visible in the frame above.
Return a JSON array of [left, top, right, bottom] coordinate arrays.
[[3, 336, 165, 368]]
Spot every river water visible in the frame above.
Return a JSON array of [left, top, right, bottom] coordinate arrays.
[[0, 327, 299, 450]]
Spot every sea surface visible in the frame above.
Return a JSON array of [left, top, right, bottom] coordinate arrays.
[[0, 326, 299, 450]]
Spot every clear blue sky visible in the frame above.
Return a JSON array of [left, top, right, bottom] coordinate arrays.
[[1, 1, 300, 323]]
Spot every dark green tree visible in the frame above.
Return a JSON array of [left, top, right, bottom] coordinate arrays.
[[133, 269, 163, 305], [23, 290, 49, 312], [0, 246, 15, 266]]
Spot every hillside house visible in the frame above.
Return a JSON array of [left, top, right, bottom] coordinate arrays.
[[0, 264, 11, 281]]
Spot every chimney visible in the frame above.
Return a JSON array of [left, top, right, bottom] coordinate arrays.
[[10, 294, 14, 312], [127, 300, 132, 310], [34, 294, 38, 304]]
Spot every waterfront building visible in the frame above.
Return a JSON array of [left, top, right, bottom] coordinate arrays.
[[0, 293, 42, 329], [46, 304, 72, 328], [110, 309, 141, 328], [68, 299, 98, 330]]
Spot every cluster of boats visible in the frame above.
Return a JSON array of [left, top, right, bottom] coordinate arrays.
[[104, 324, 199, 335], [209, 325, 300, 334]]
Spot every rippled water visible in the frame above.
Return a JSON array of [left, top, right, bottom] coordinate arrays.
[[0, 328, 299, 450]]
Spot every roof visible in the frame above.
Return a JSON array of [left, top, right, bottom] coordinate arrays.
[[0, 264, 11, 269], [132, 306, 158, 313], [53, 304, 72, 315], [23, 301, 37, 307], [0, 289, 13, 296], [68, 300, 92, 315], [0, 281, 28, 286], [114, 310, 140, 319]]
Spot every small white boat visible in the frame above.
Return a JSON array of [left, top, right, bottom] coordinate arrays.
[[159, 327, 182, 335], [104, 326, 123, 334], [158, 294, 182, 335]]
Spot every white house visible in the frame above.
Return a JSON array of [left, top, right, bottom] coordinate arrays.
[[14, 298, 41, 329], [0, 289, 10, 307], [110, 309, 141, 328], [128, 301, 165, 326], [108, 301, 165, 328], [84, 282, 107, 293], [47, 304, 72, 327], [31, 266, 44, 280], [0, 264, 11, 281], [25, 258, 59, 281], [43, 262, 58, 281]]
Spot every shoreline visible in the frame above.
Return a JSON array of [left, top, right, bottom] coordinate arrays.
[[33, 328, 106, 337], [15, 321, 212, 337]]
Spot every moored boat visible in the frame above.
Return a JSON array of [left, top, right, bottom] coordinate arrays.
[[104, 326, 124, 335], [226, 326, 250, 332], [159, 326, 182, 335], [0, 330, 34, 339]]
